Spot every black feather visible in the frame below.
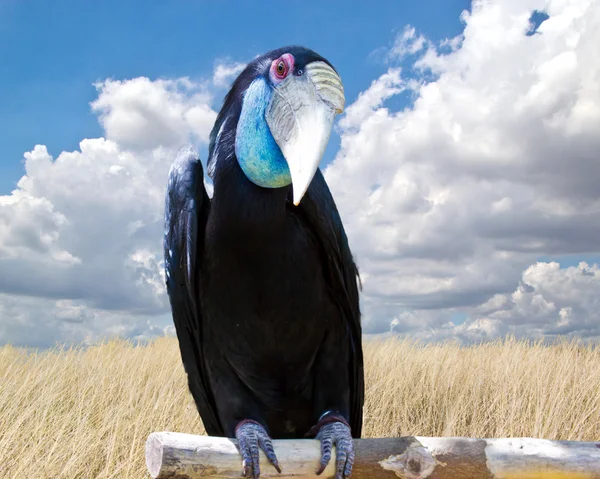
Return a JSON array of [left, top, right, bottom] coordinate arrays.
[[296, 169, 364, 436], [165, 46, 364, 439], [164, 146, 222, 435]]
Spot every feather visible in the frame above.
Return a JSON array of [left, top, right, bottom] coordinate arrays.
[[164, 146, 223, 435]]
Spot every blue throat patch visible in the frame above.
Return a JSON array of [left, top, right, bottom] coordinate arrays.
[[235, 78, 292, 188]]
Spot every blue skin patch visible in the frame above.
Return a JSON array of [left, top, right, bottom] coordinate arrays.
[[235, 78, 292, 188]]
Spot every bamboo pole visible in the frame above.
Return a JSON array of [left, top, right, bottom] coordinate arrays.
[[146, 431, 600, 479]]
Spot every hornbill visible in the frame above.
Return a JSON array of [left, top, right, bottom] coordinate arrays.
[[164, 46, 364, 479]]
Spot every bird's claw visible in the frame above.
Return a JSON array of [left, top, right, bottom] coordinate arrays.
[[315, 421, 355, 479], [235, 420, 281, 478]]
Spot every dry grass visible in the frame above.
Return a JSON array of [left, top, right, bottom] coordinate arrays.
[[1, 336, 599, 478]]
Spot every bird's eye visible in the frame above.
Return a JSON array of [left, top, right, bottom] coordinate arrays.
[[270, 54, 294, 82]]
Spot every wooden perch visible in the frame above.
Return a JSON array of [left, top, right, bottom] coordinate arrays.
[[146, 431, 600, 479]]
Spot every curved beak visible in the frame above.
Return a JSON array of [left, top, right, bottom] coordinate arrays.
[[266, 62, 345, 205]]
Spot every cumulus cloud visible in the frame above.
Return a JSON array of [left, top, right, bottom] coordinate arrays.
[[389, 25, 428, 59], [474, 262, 600, 338], [0, 76, 219, 347], [0, 294, 172, 349], [326, 0, 600, 338], [0, 191, 78, 265], [91, 77, 216, 150], [212, 60, 246, 88], [403, 261, 600, 344], [0, 141, 170, 310]]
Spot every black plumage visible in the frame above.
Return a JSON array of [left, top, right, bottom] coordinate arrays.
[[164, 47, 364, 446]]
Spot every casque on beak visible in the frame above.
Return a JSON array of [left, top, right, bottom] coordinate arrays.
[[266, 61, 345, 205]]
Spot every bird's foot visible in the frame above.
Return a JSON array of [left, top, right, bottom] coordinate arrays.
[[235, 419, 281, 478], [313, 414, 355, 479]]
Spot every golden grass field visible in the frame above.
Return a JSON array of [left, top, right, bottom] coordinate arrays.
[[1, 336, 599, 478]]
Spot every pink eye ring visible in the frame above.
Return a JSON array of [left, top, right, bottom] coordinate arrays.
[[270, 53, 294, 82]]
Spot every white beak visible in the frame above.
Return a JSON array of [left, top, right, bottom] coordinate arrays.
[[266, 61, 345, 205]]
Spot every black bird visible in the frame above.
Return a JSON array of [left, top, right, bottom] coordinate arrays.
[[164, 46, 364, 479]]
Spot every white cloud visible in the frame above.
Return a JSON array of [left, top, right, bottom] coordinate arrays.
[[389, 25, 428, 59], [91, 77, 216, 150], [414, 261, 600, 343], [0, 294, 172, 348], [0, 139, 173, 311], [475, 262, 600, 336], [0, 76, 218, 347], [326, 0, 600, 337], [0, 189, 78, 265], [212, 60, 246, 88]]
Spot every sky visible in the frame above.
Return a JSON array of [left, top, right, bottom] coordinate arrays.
[[1, 0, 599, 347]]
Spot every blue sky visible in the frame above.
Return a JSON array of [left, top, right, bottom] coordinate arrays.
[[0, 0, 470, 194], [1, 0, 599, 347]]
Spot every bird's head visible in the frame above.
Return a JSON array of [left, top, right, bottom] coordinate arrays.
[[208, 46, 345, 205]]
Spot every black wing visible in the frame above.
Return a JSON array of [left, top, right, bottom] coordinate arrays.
[[297, 169, 364, 437], [164, 146, 223, 436]]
